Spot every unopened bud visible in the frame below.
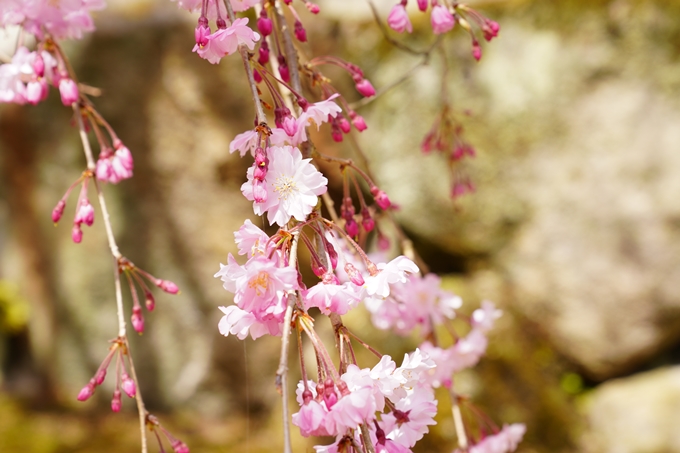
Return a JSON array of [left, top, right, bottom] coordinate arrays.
[[59, 77, 79, 106], [216, 18, 227, 30], [370, 186, 391, 210], [338, 116, 351, 134], [145, 291, 155, 311], [52, 200, 66, 224], [345, 218, 359, 237], [361, 208, 375, 232], [294, 21, 307, 42], [171, 440, 190, 453], [258, 41, 270, 65], [306, 2, 320, 14], [77, 381, 95, 401], [121, 373, 136, 398], [72, 224, 83, 243], [157, 279, 179, 294], [326, 241, 338, 269], [278, 61, 290, 83], [350, 113, 367, 132], [253, 70, 262, 84], [472, 41, 482, 61], [417, 0, 428, 11], [355, 78, 376, 97], [33, 54, 45, 77], [111, 389, 122, 412], [131, 306, 144, 334], [345, 263, 365, 286], [257, 13, 273, 36]]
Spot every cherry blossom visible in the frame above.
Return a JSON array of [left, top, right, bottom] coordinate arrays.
[[430, 5, 455, 34], [193, 18, 260, 64], [241, 145, 328, 226], [388, 4, 412, 34], [1, 0, 105, 40], [233, 219, 271, 258]]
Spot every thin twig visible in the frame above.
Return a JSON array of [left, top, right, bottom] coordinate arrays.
[[125, 338, 149, 453], [275, 230, 300, 453], [449, 387, 469, 450]]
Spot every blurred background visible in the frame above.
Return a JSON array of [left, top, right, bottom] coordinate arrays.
[[1, 0, 680, 451]]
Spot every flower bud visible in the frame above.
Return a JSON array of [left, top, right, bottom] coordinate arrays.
[[472, 41, 482, 61], [258, 41, 270, 65], [338, 116, 351, 134], [417, 0, 428, 11], [33, 54, 45, 77], [52, 200, 66, 224], [131, 306, 144, 334], [326, 241, 338, 270], [111, 389, 122, 412], [253, 70, 263, 84], [355, 78, 376, 97], [370, 186, 391, 210], [345, 218, 359, 237], [216, 18, 227, 30], [345, 263, 365, 286], [257, 11, 273, 36], [306, 2, 320, 14], [157, 279, 179, 294], [172, 440, 190, 453], [26, 79, 44, 105], [75, 199, 95, 227], [145, 291, 155, 311], [351, 113, 367, 132], [72, 224, 83, 243], [77, 381, 95, 401], [59, 77, 79, 106], [278, 61, 290, 83], [121, 373, 136, 398], [361, 208, 375, 232], [294, 21, 307, 42]]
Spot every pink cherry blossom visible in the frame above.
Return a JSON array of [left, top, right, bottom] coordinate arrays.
[[381, 386, 437, 448], [234, 219, 271, 257], [241, 145, 328, 226], [364, 256, 419, 299], [462, 423, 526, 453], [1, 0, 104, 40], [292, 399, 331, 437], [387, 4, 412, 33], [430, 5, 455, 34], [96, 145, 134, 184], [471, 299, 502, 332], [217, 305, 282, 340], [193, 18, 260, 64], [214, 253, 299, 323], [229, 129, 259, 156], [305, 280, 361, 315]]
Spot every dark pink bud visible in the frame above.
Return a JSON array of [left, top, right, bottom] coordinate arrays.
[[294, 21, 307, 42], [75, 199, 95, 226], [158, 279, 179, 294], [345, 263, 365, 286], [258, 41, 270, 65], [52, 200, 66, 223], [121, 373, 136, 398], [311, 256, 326, 277], [306, 2, 320, 14], [253, 70, 262, 84], [216, 18, 227, 30], [326, 241, 338, 269], [338, 116, 351, 133], [131, 306, 144, 334], [33, 54, 45, 77], [331, 123, 343, 142], [355, 78, 376, 97], [278, 61, 290, 83], [71, 224, 83, 243], [171, 440, 190, 453], [94, 368, 107, 386], [283, 0, 292, 4], [145, 291, 155, 311], [472, 41, 482, 61], [483, 20, 500, 41], [345, 218, 359, 237], [77, 381, 95, 401], [361, 208, 375, 232], [370, 186, 391, 210], [111, 389, 122, 412], [351, 113, 367, 132], [417, 0, 428, 11], [257, 15, 273, 36]]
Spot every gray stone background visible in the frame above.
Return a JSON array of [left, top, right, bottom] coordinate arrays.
[[0, 0, 679, 452]]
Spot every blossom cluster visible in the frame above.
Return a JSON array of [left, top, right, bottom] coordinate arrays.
[[1, 0, 106, 40], [387, 0, 500, 60]]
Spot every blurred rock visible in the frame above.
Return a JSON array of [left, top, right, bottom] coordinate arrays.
[[582, 366, 680, 453]]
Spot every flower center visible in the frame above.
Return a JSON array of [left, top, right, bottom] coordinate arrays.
[[248, 271, 270, 296], [273, 175, 297, 200]]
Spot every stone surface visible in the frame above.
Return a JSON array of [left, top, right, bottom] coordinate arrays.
[[582, 366, 680, 453]]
